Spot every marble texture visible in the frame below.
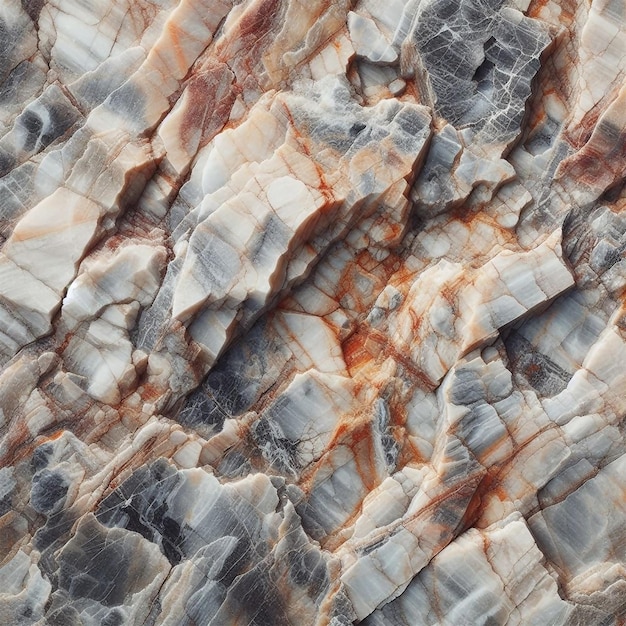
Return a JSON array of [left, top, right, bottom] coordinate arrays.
[[1, 0, 626, 624]]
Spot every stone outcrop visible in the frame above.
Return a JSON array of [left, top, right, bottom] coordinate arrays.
[[1, 0, 626, 624]]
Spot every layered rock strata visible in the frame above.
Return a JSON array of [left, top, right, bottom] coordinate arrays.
[[1, 0, 626, 624]]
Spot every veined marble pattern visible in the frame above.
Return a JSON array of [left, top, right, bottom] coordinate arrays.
[[0, 0, 625, 624]]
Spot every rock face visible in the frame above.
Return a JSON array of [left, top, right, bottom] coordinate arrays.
[[1, 0, 625, 624]]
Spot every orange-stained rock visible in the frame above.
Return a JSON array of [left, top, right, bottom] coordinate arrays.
[[1, 0, 625, 624]]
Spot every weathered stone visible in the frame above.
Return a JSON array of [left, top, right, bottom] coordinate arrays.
[[1, 0, 626, 624]]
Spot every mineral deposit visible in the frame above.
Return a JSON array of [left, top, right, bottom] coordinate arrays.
[[1, 0, 626, 624]]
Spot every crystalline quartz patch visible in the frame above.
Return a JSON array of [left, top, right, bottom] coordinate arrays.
[[1, 0, 626, 625]]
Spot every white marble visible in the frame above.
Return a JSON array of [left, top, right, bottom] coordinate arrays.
[[1, 0, 625, 624]]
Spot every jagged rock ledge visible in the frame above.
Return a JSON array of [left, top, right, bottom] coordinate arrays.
[[1, 0, 626, 624]]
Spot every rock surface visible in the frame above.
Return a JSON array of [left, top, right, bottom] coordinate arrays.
[[1, 0, 626, 624]]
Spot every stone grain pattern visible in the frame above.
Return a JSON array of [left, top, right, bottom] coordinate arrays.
[[0, 0, 625, 624]]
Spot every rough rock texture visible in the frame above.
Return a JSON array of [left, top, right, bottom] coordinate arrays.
[[1, 0, 626, 624]]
